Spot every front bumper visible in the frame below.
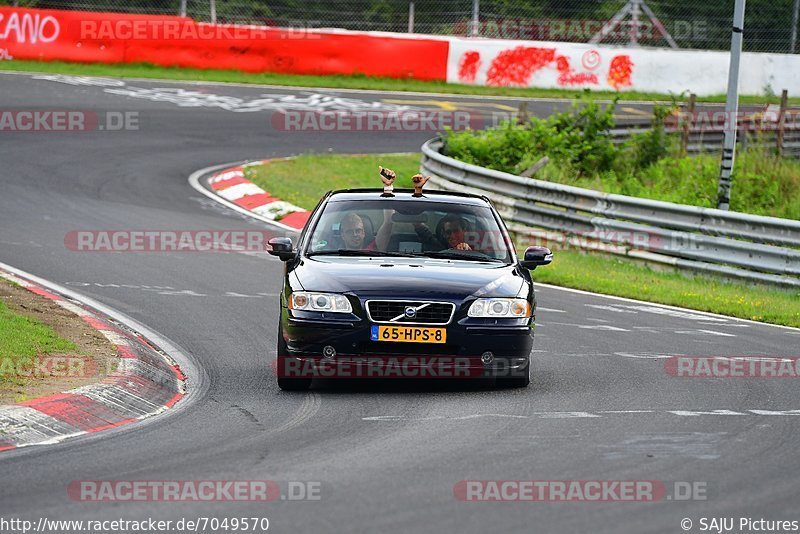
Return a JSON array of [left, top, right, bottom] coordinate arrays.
[[279, 309, 533, 379]]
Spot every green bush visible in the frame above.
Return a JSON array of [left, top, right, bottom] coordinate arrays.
[[627, 104, 674, 170], [442, 99, 800, 220], [444, 99, 618, 176]]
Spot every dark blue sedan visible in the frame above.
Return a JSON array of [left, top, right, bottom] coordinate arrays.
[[268, 189, 552, 390]]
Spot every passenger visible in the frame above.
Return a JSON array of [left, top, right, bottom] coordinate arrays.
[[339, 213, 377, 250], [373, 212, 472, 252], [339, 211, 472, 253]]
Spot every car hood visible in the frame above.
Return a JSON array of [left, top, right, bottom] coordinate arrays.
[[293, 257, 526, 299]]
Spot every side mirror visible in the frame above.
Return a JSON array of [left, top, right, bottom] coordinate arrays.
[[520, 246, 553, 270], [267, 237, 296, 261]]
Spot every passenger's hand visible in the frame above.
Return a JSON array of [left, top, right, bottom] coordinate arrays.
[[379, 166, 396, 186], [411, 174, 429, 190]]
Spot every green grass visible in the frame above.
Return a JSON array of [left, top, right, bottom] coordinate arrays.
[[2, 59, 798, 105], [493, 150, 800, 220], [531, 249, 800, 328], [248, 152, 800, 328], [0, 300, 75, 358], [0, 299, 76, 385], [246, 153, 421, 209]]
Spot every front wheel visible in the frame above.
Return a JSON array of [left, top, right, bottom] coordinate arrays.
[[278, 376, 312, 391], [276, 326, 311, 391], [495, 360, 530, 388]]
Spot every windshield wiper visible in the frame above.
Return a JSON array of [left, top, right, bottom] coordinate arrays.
[[413, 250, 506, 263], [307, 249, 411, 258], [307, 249, 507, 263]]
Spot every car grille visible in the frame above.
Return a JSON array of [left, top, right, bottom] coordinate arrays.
[[366, 300, 455, 325]]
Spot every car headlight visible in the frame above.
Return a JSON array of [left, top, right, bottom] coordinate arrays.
[[468, 298, 530, 318], [289, 292, 352, 313]]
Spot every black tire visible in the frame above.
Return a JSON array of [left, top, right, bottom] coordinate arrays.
[[278, 376, 312, 391], [276, 325, 312, 391], [496, 360, 530, 388]]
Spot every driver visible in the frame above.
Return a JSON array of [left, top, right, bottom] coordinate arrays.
[[436, 214, 472, 250], [339, 213, 376, 250], [338, 212, 472, 252]]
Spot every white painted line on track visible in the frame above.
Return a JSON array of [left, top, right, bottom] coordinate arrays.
[[600, 410, 656, 414], [615, 353, 674, 359], [620, 305, 728, 322], [585, 304, 637, 314], [675, 329, 737, 337], [363, 408, 800, 422], [0, 70, 697, 106], [550, 322, 631, 332]]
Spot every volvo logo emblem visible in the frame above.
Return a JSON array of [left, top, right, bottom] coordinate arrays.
[[404, 306, 417, 318]]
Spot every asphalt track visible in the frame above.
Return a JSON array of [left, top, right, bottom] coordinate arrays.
[[1, 71, 799, 534]]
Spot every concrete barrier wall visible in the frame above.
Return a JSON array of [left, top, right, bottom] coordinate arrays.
[[446, 37, 800, 96], [0, 8, 449, 80]]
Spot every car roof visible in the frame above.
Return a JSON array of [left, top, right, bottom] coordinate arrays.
[[326, 188, 491, 207]]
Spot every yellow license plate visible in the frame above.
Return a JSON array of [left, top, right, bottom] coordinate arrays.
[[371, 325, 446, 343]]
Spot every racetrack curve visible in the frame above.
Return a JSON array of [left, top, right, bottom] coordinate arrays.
[[1, 71, 799, 534]]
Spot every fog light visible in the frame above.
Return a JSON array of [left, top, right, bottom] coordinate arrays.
[[322, 345, 336, 359], [480, 351, 494, 365]]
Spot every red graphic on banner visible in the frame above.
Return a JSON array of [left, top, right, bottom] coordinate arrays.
[[555, 54, 598, 86], [457, 50, 482, 83], [485, 46, 556, 86], [581, 49, 601, 70], [607, 55, 634, 89]]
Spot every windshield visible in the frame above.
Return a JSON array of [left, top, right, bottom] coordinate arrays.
[[304, 198, 514, 263]]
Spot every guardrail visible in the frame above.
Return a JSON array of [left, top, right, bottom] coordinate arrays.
[[420, 138, 800, 288], [607, 121, 800, 158], [514, 94, 800, 158]]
